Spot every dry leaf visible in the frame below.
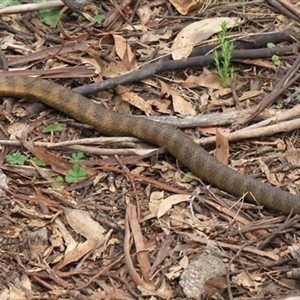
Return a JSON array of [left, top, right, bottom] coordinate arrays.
[[232, 270, 263, 291], [140, 29, 173, 43], [116, 85, 155, 115], [172, 93, 196, 116], [239, 90, 262, 101], [113, 35, 134, 61], [64, 208, 106, 240], [7, 122, 28, 139], [215, 129, 229, 165], [147, 99, 172, 114], [204, 275, 227, 297], [172, 17, 242, 60], [169, 0, 204, 15], [157, 194, 190, 218], [104, 62, 131, 77], [243, 58, 277, 70], [122, 43, 136, 70], [181, 73, 223, 90], [165, 256, 188, 280], [258, 160, 279, 186], [160, 80, 173, 97], [149, 191, 165, 216], [56, 239, 99, 270], [160, 80, 196, 116], [55, 208, 107, 269], [137, 4, 153, 25]]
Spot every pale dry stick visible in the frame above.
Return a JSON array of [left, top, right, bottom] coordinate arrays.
[[0, 137, 158, 155], [0, 137, 141, 147], [34, 143, 158, 156], [239, 105, 300, 131], [145, 107, 284, 128], [199, 118, 300, 147], [45, 136, 142, 148], [53, 145, 159, 156], [179, 231, 278, 260], [0, 1, 63, 14]]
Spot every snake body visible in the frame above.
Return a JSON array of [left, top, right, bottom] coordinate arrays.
[[1, 76, 299, 215]]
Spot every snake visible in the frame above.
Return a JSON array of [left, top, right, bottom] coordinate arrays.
[[0, 75, 299, 215]]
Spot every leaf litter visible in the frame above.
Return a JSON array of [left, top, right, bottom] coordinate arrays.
[[0, 0, 300, 299]]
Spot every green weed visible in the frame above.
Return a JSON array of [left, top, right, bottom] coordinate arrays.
[[6, 153, 26, 165], [213, 21, 235, 87], [65, 165, 87, 183]]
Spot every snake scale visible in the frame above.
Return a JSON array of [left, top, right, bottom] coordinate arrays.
[[1, 75, 299, 215]]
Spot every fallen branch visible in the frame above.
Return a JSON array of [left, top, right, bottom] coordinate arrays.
[[73, 42, 300, 95]]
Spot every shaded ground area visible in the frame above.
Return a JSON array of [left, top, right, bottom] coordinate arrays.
[[1, 0, 300, 299]]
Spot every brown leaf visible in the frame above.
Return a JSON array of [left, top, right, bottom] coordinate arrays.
[[204, 275, 227, 297], [116, 85, 155, 115], [215, 129, 229, 165], [168, 0, 204, 15], [172, 17, 242, 59]]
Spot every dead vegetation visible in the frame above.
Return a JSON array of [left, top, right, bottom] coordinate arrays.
[[1, 0, 300, 299]]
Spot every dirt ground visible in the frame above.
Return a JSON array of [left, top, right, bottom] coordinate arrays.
[[1, 0, 300, 299]]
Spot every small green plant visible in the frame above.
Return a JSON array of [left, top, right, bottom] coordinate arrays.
[[6, 153, 26, 165], [33, 157, 46, 167], [43, 123, 64, 133], [182, 171, 197, 185], [35, 3, 104, 28], [65, 165, 87, 183], [271, 55, 281, 67], [72, 11, 104, 25], [93, 14, 105, 25], [275, 102, 283, 109], [213, 21, 235, 87], [69, 152, 85, 163], [35, 7, 61, 28], [267, 42, 276, 49], [296, 94, 300, 101], [54, 176, 64, 187]]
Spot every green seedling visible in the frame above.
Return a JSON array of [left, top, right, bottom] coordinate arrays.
[[54, 176, 64, 187], [32, 157, 46, 167], [65, 165, 87, 183], [69, 152, 85, 163], [35, 7, 61, 28], [213, 21, 235, 87], [271, 55, 280, 67], [267, 42, 276, 49], [43, 123, 64, 133], [93, 14, 105, 25], [296, 94, 300, 101], [72, 11, 104, 25], [275, 102, 283, 109], [6, 153, 26, 165], [182, 171, 197, 186]]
